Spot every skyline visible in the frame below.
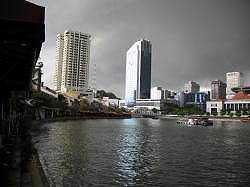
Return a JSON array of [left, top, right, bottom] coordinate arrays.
[[29, 0, 250, 98]]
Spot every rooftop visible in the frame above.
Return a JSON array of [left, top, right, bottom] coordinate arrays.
[[231, 87, 250, 94], [232, 91, 250, 100]]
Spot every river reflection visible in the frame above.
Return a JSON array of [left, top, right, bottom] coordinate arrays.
[[32, 119, 250, 186], [114, 119, 160, 186]]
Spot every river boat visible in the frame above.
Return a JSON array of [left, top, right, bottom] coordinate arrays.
[[177, 117, 213, 126], [176, 118, 188, 124], [241, 118, 250, 123]]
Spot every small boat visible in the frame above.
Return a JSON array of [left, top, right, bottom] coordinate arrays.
[[177, 118, 196, 125], [200, 119, 213, 126], [177, 118, 188, 124], [241, 118, 250, 123], [177, 117, 213, 126]]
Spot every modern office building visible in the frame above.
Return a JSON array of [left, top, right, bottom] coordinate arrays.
[[125, 39, 151, 106], [184, 92, 209, 103], [151, 87, 164, 100], [54, 30, 91, 94], [211, 80, 226, 100], [226, 72, 244, 99], [119, 98, 178, 112], [184, 81, 200, 93], [184, 92, 209, 110], [150, 87, 177, 100]]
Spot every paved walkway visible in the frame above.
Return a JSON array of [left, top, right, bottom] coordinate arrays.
[[5, 137, 49, 187], [21, 152, 50, 187]]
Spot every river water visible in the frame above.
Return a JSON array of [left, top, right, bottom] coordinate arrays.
[[32, 118, 250, 186]]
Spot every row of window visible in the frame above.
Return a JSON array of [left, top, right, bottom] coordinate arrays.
[[224, 103, 250, 110]]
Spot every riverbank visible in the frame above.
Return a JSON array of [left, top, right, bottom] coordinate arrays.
[[21, 146, 50, 187], [31, 115, 131, 126], [2, 135, 49, 187], [18, 116, 50, 187], [160, 115, 243, 122]]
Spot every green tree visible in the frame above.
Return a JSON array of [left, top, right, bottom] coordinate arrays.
[[160, 101, 179, 114], [213, 111, 218, 116], [30, 91, 67, 109], [173, 108, 189, 116], [235, 110, 241, 117], [152, 108, 158, 114], [115, 107, 127, 113], [96, 90, 118, 99], [242, 108, 248, 115], [79, 99, 90, 110], [220, 109, 226, 116], [226, 108, 231, 115], [189, 106, 204, 115]]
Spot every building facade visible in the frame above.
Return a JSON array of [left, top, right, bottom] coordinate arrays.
[[134, 99, 161, 110], [226, 72, 244, 99], [102, 97, 119, 107], [54, 30, 91, 94], [207, 99, 250, 115], [184, 92, 209, 110], [207, 90, 250, 115], [125, 39, 151, 106], [184, 81, 200, 93], [211, 80, 226, 100], [151, 87, 164, 100]]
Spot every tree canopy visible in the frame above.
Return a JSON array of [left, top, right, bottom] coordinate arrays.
[[30, 91, 67, 109], [96, 90, 119, 99]]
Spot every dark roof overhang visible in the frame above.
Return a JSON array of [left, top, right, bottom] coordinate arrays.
[[0, 0, 45, 91]]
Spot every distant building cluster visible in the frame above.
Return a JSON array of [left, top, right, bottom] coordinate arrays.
[[120, 38, 249, 116], [40, 30, 250, 117]]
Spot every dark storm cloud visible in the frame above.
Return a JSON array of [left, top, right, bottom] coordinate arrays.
[[30, 0, 250, 97]]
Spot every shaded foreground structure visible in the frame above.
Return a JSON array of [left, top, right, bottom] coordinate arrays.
[[0, 0, 47, 186]]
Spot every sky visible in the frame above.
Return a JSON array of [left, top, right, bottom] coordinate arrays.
[[29, 0, 250, 98]]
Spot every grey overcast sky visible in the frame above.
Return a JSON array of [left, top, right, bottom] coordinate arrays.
[[29, 0, 250, 98]]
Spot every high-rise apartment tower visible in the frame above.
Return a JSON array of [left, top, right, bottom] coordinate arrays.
[[226, 72, 244, 99], [54, 30, 91, 94], [125, 39, 151, 106]]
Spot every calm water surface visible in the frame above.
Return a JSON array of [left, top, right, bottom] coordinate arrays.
[[32, 119, 250, 186]]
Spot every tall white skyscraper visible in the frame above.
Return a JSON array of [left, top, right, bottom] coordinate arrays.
[[226, 72, 244, 99], [125, 39, 151, 106], [54, 30, 91, 94]]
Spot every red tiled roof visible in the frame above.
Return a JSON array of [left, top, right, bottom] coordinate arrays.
[[232, 91, 250, 100]]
